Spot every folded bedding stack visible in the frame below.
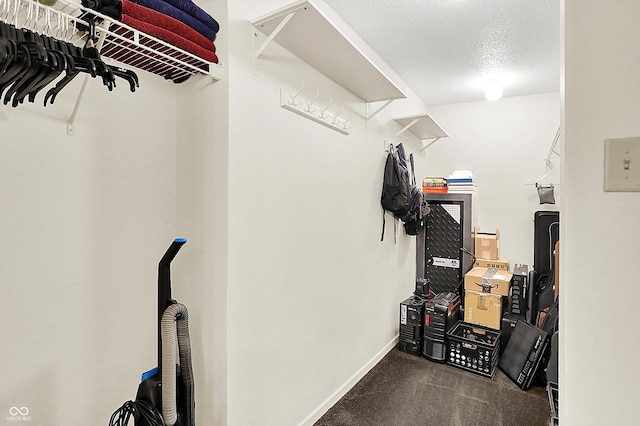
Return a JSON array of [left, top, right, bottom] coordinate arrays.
[[83, 0, 219, 80]]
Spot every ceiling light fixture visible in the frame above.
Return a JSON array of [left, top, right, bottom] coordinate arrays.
[[485, 79, 503, 101]]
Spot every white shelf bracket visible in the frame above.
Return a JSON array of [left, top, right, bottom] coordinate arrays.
[[393, 114, 449, 150], [545, 127, 561, 166], [67, 21, 109, 136], [254, 11, 295, 75], [365, 99, 394, 121], [66, 75, 91, 136], [420, 137, 442, 151], [396, 118, 420, 138]]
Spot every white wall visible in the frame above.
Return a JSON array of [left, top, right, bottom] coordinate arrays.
[[563, 1, 640, 424], [175, 0, 229, 423], [0, 1, 231, 423], [226, 1, 430, 424], [0, 73, 179, 423], [423, 92, 560, 267]]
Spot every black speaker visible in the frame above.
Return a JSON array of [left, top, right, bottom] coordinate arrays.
[[508, 264, 529, 319], [498, 320, 550, 390], [422, 292, 461, 362], [400, 295, 428, 356]]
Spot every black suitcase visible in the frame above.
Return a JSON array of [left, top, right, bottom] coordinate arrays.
[[533, 211, 559, 277]]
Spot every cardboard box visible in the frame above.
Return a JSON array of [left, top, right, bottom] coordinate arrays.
[[464, 267, 512, 296], [464, 290, 503, 330], [474, 258, 510, 271], [473, 227, 499, 260]]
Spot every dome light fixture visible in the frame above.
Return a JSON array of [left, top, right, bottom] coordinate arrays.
[[484, 79, 503, 101]]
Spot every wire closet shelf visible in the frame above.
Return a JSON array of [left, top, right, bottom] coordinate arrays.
[[0, 0, 220, 83]]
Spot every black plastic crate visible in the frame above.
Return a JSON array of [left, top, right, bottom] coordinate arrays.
[[446, 321, 501, 378], [547, 381, 558, 425]]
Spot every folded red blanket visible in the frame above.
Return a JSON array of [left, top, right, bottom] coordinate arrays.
[[121, 13, 219, 63], [122, 0, 215, 53]]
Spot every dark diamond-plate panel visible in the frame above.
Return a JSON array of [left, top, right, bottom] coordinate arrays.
[[425, 203, 462, 294]]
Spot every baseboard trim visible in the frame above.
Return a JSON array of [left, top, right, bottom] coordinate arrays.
[[297, 335, 399, 426]]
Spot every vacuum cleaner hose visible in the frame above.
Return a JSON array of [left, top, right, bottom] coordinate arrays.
[[161, 302, 195, 426]]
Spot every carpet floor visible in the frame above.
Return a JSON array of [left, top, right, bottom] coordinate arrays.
[[315, 345, 551, 426]]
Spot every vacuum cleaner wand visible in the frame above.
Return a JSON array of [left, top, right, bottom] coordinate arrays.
[[157, 237, 186, 377], [110, 238, 194, 426]]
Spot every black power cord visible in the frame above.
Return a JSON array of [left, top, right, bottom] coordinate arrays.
[[456, 247, 477, 295], [108, 400, 164, 426]]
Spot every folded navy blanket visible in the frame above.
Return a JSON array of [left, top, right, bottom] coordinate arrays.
[[160, 0, 218, 35], [121, 13, 219, 63], [122, 0, 216, 53], [131, 0, 217, 40]]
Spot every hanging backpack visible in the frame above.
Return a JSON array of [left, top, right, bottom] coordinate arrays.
[[381, 143, 411, 241], [402, 153, 428, 236]]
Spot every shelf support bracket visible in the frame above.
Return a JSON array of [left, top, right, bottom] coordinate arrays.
[[66, 75, 91, 136], [396, 118, 420, 138], [67, 21, 109, 136], [365, 99, 394, 121], [420, 137, 442, 151], [254, 12, 295, 75]]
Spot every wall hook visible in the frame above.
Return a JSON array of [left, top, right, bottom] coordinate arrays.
[[320, 97, 333, 118], [332, 104, 344, 124], [280, 87, 349, 135], [305, 89, 320, 112], [289, 81, 305, 106], [343, 112, 354, 129]]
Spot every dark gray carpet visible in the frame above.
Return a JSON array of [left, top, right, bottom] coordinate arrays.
[[315, 346, 550, 426]]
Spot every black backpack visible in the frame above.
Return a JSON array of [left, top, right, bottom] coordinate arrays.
[[381, 143, 410, 241], [401, 153, 428, 236]]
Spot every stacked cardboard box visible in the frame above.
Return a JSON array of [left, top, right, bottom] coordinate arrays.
[[473, 227, 500, 260], [464, 266, 513, 330]]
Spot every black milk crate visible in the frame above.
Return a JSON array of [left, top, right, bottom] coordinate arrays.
[[446, 321, 501, 378], [547, 381, 558, 426]]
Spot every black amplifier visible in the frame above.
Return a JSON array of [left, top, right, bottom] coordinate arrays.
[[399, 295, 428, 356], [499, 320, 550, 389], [446, 321, 501, 378], [508, 264, 529, 319], [422, 292, 461, 362]]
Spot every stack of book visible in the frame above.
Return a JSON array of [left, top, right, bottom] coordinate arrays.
[[423, 177, 448, 193], [447, 171, 476, 193]]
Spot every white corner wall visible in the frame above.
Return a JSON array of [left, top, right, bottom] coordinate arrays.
[[226, 1, 430, 424], [423, 92, 561, 267], [175, 0, 230, 424], [563, 1, 640, 424], [0, 74, 179, 423]]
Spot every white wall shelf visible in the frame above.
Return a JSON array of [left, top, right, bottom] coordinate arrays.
[[252, 0, 407, 105], [0, 0, 222, 83], [0, 0, 221, 134], [394, 114, 449, 150]]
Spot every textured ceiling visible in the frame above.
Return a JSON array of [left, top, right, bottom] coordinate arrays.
[[323, 0, 560, 106]]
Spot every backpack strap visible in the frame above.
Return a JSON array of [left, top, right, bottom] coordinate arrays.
[[409, 153, 417, 186], [381, 143, 394, 242]]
